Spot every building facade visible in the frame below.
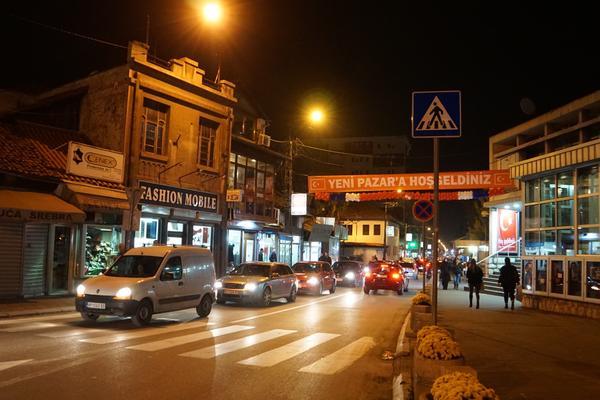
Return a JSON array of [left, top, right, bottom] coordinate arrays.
[[488, 90, 600, 318]]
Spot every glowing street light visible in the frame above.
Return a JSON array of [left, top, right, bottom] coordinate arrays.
[[308, 108, 325, 125], [203, 2, 222, 24]]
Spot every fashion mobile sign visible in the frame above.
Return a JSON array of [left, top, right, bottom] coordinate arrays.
[[308, 170, 513, 193]]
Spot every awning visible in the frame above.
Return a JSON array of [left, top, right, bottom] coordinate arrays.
[[61, 182, 130, 211], [0, 190, 85, 223], [483, 190, 521, 209], [308, 224, 333, 242]]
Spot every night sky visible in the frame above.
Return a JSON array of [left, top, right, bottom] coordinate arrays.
[[3, 1, 599, 241]]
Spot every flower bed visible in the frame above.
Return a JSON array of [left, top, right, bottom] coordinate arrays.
[[417, 332, 462, 360], [430, 372, 499, 400], [412, 292, 432, 305], [416, 325, 452, 345]]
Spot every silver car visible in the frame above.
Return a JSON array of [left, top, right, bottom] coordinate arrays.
[[215, 262, 297, 306]]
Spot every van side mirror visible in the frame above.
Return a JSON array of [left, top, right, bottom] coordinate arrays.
[[271, 272, 280, 279]]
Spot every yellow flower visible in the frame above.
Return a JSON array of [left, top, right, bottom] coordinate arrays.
[[431, 372, 499, 400], [412, 292, 432, 305]]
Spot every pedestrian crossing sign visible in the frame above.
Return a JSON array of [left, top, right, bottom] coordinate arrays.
[[412, 91, 461, 138]]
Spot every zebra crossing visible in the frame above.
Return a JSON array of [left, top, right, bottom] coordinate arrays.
[[0, 313, 377, 375]]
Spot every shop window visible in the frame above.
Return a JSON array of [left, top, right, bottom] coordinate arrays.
[[362, 224, 370, 236], [540, 230, 556, 255], [227, 229, 242, 267], [525, 179, 540, 202], [374, 224, 381, 235], [192, 224, 212, 249], [550, 260, 564, 294], [524, 231, 540, 255], [557, 200, 573, 226], [541, 176, 556, 200], [84, 225, 123, 276], [135, 218, 160, 248], [525, 205, 539, 229], [540, 202, 555, 227], [567, 260, 582, 296], [577, 165, 599, 195], [142, 99, 168, 156], [557, 229, 574, 255], [577, 196, 599, 225], [522, 260, 533, 290], [586, 261, 600, 299], [535, 259, 548, 292], [577, 227, 600, 254], [167, 222, 185, 246], [198, 119, 218, 168], [557, 173, 574, 198]]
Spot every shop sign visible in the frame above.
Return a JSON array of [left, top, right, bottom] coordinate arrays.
[[226, 189, 243, 202], [291, 193, 307, 216], [0, 208, 84, 223], [497, 209, 517, 252], [67, 142, 124, 183], [308, 170, 513, 193], [139, 181, 218, 213]]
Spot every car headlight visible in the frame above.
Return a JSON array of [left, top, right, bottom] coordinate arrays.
[[214, 281, 223, 289], [114, 287, 132, 300], [345, 272, 355, 280], [245, 282, 257, 291], [307, 277, 319, 286], [363, 267, 370, 273], [76, 284, 86, 297]]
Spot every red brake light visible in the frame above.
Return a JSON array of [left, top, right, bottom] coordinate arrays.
[[366, 272, 372, 278], [392, 273, 400, 279]]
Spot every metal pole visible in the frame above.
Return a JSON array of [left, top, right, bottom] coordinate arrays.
[[383, 203, 388, 260], [422, 221, 426, 292], [432, 138, 440, 325]]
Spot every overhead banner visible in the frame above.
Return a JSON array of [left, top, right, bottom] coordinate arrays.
[[497, 209, 518, 252], [308, 170, 512, 193]]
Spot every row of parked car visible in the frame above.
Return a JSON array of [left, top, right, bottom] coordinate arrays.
[[75, 246, 416, 327]]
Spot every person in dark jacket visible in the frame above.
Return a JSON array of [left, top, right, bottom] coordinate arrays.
[[269, 250, 277, 262], [440, 258, 451, 290], [258, 248, 265, 261], [498, 257, 520, 309], [318, 251, 332, 265], [466, 258, 483, 309]]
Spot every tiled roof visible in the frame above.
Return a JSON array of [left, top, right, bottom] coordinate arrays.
[[0, 121, 123, 189]]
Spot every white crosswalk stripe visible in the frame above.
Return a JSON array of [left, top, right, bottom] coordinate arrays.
[[38, 328, 106, 338], [127, 325, 254, 352], [0, 322, 59, 333], [0, 313, 80, 326], [298, 336, 376, 375], [237, 332, 340, 367], [80, 321, 213, 344], [180, 329, 296, 359]]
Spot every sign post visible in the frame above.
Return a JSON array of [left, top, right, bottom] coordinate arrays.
[[412, 90, 462, 325], [413, 200, 434, 293]]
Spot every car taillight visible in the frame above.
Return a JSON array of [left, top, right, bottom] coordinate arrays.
[[365, 272, 372, 278], [392, 273, 401, 279]]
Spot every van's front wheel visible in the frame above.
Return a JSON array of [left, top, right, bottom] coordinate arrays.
[[196, 294, 213, 318], [132, 300, 153, 327]]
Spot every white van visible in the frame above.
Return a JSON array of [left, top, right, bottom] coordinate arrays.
[[75, 246, 216, 326]]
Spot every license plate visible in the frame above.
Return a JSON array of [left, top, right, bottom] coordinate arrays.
[[377, 274, 388, 278], [223, 289, 240, 295], [87, 302, 106, 310]]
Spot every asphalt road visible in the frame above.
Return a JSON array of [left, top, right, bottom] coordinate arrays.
[[0, 287, 411, 400]]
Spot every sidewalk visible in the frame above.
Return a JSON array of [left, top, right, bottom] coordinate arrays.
[[435, 288, 600, 400], [0, 296, 75, 318]]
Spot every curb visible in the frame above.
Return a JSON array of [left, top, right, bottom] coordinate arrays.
[[393, 311, 412, 400], [0, 306, 75, 319]]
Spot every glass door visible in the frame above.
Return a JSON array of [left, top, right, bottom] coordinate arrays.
[[51, 226, 71, 293], [243, 232, 256, 262]]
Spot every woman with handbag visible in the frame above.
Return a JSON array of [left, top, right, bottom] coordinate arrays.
[[466, 258, 483, 309]]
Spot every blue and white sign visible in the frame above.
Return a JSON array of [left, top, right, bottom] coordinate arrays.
[[412, 91, 461, 138]]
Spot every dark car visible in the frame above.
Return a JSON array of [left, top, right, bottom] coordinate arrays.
[[292, 261, 336, 295], [398, 262, 416, 291], [332, 260, 363, 287], [363, 262, 405, 295]]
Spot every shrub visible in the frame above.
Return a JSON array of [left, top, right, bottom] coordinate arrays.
[[431, 371, 499, 400]]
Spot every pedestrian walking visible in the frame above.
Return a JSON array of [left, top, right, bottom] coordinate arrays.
[[498, 257, 520, 309], [466, 258, 483, 309], [440, 258, 451, 290], [258, 248, 264, 261], [453, 259, 462, 289], [269, 250, 277, 262]]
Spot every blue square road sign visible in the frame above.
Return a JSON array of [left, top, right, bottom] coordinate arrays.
[[412, 91, 461, 138]]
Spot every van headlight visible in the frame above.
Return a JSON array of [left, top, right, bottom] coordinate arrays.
[[244, 282, 257, 291], [307, 277, 319, 286], [76, 284, 86, 297], [114, 287, 132, 300], [345, 272, 355, 280], [214, 281, 223, 289]]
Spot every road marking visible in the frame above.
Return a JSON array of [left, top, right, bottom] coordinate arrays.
[[228, 293, 353, 324], [127, 325, 254, 352], [298, 336, 376, 375], [80, 321, 213, 344], [38, 328, 105, 338], [0, 359, 32, 372], [0, 313, 80, 326], [0, 322, 58, 333], [237, 332, 339, 367], [180, 329, 296, 359]]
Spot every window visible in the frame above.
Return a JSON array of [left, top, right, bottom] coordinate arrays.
[[362, 224, 370, 235], [135, 218, 160, 248], [535, 260, 548, 292], [577, 165, 599, 195], [550, 260, 564, 294], [577, 196, 599, 225], [374, 224, 381, 235], [586, 261, 600, 299], [540, 230, 556, 255], [567, 261, 582, 296], [161, 257, 183, 280], [557, 173, 574, 197], [540, 203, 555, 227], [541, 176, 556, 200], [346, 224, 353, 236], [578, 227, 600, 254], [557, 200, 573, 226], [525, 205, 539, 229], [522, 260, 533, 290], [198, 119, 218, 168], [526, 179, 540, 202], [557, 229, 574, 255], [142, 99, 168, 155], [524, 231, 540, 255]]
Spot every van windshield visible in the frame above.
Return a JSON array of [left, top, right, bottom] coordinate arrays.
[[105, 255, 164, 278]]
